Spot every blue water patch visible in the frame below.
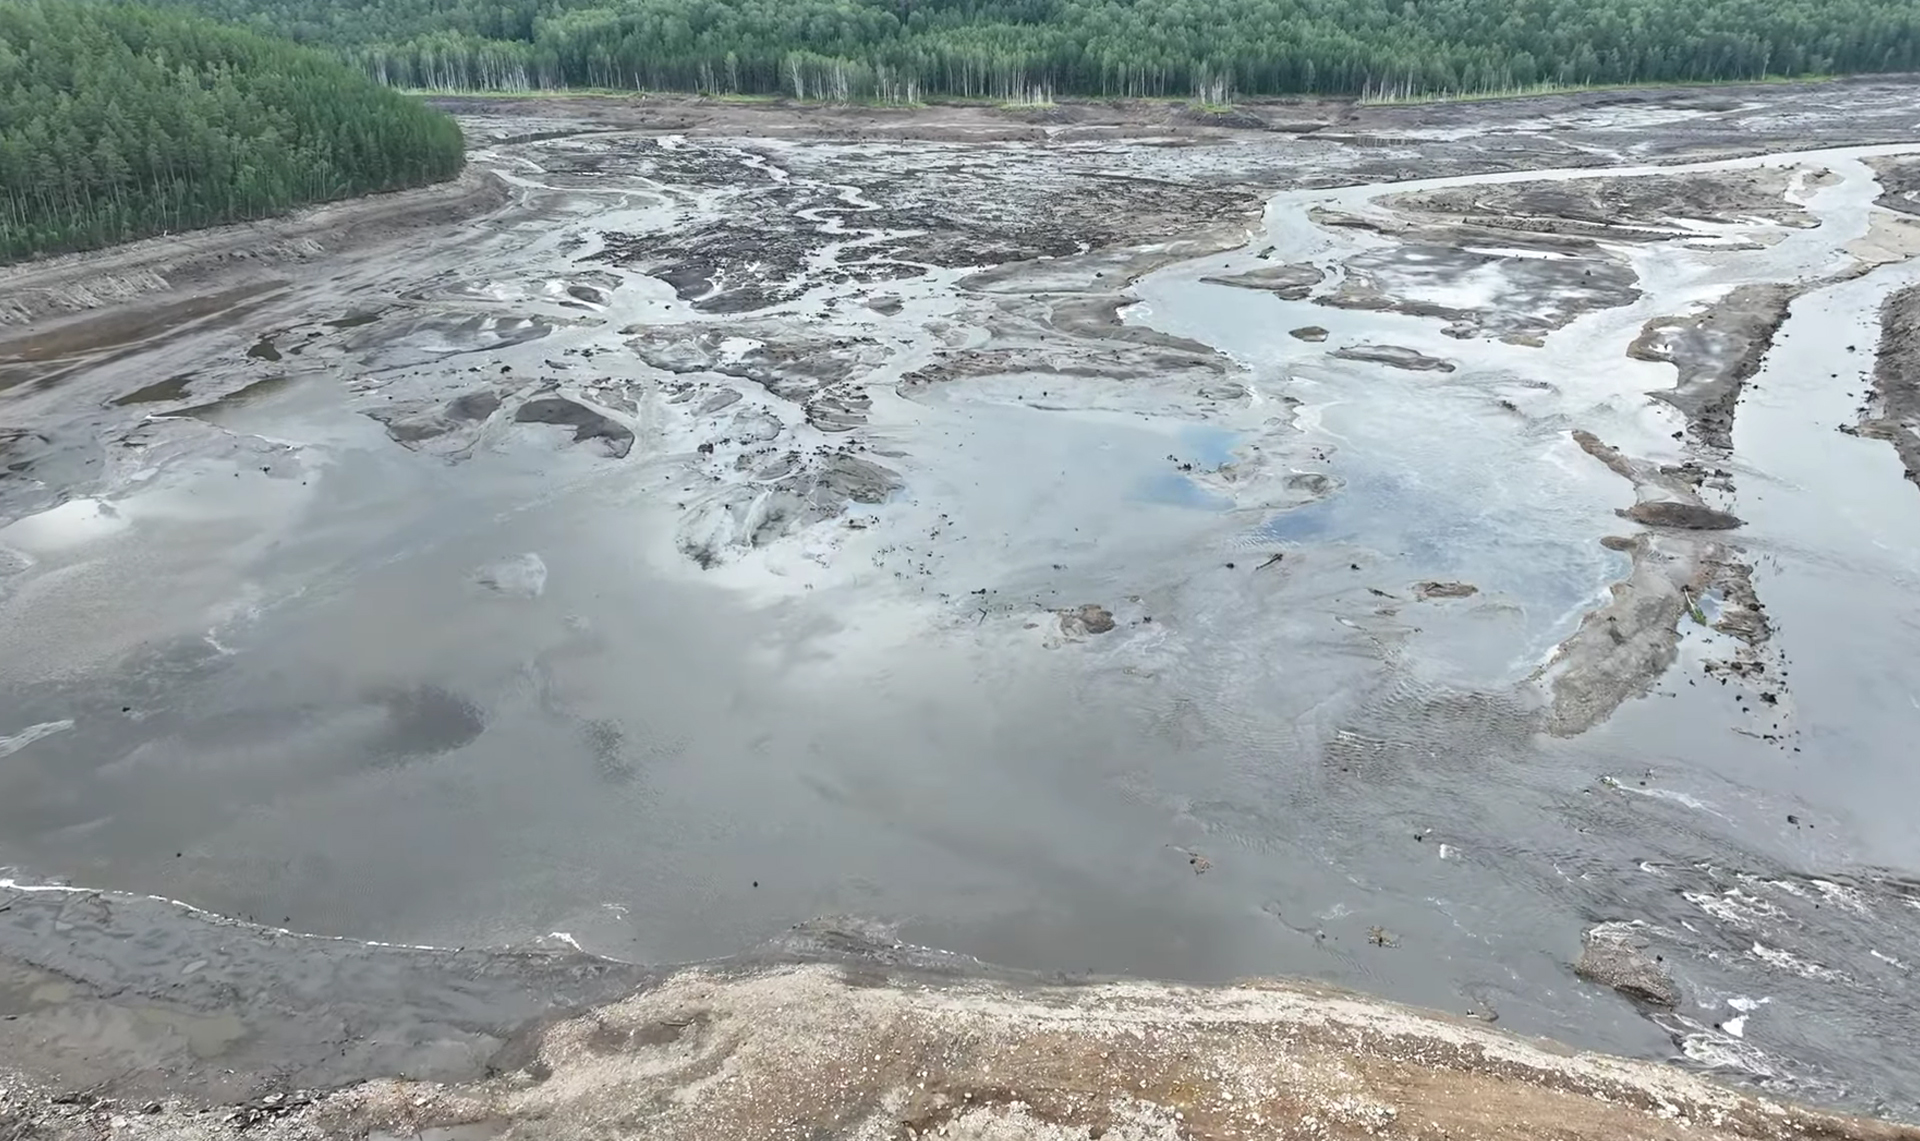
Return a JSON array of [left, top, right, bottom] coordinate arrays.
[[1136, 473, 1233, 509], [1179, 424, 1241, 468], [1257, 499, 1338, 541]]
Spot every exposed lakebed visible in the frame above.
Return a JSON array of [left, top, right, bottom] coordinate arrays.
[[2, 86, 1920, 1122]]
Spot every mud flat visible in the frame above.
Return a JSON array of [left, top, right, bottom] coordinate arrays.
[[5, 81, 1920, 1134]]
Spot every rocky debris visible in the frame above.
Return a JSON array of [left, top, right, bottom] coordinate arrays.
[[1331, 343, 1457, 372], [1622, 501, 1743, 530], [1415, 581, 1478, 600], [1289, 325, 1329, 342], [1575, 924, 1680, 1007], [513, 396, 634, 458], [1199, 262, 1324, 299], [1059, 603, 1116, 636]]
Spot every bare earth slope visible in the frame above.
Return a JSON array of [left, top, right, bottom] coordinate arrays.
[[5, 954, 1917, 1141]]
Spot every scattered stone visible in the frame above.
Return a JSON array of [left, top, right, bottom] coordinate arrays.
[[1058, 604, 1116, 636], [1575, 925, 1679, 1007], [1621, 501, 1743, 530], [1414, 581, 1478, 600], [1289, 326, 1330, 342]]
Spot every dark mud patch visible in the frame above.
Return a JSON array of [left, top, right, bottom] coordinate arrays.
[[1868, 155, 1920, 217], [1866, 283, 1920, 488], [1332, 343, 1456, 372], [349, 314, 552, 371], [361, 685, 488, 765], [1386, 169, 1815, 241], [589, 133, 1259, 314], [110, 372, 196, 406], [1199, 262, 1323, 299], [513, 397, 634, 458], [0, 285, 288, 398], [1414, 581, 1479, 600], [246, 337, 283, 362], [0, 887, 654, 1104], [326, 310, 384, 329], [1633, 283, 1796, 449], [369, 388, 505, 449], [1622, 501, 1743, 530], [0, 284, 275, 369]]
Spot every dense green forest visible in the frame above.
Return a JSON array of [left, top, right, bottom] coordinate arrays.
[[164, 0, 1920, 101], [0, 1, 463, 263]]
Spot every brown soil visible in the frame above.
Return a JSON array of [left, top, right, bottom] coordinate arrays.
[[8, 964, 1915, 1141]]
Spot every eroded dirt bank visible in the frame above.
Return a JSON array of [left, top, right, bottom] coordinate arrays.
[[5, 947, 1917, 1141], [1868, 283, 1920, 484]]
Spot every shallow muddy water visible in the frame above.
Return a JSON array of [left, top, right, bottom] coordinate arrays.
[[3, 100, 1920, 1118]]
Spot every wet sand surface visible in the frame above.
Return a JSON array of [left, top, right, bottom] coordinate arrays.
[[3, 81, 1920, 1128]]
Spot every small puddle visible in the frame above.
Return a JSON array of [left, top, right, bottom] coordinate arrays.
[[112, 373, 197, 406], [167, 375, 295, 422]]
